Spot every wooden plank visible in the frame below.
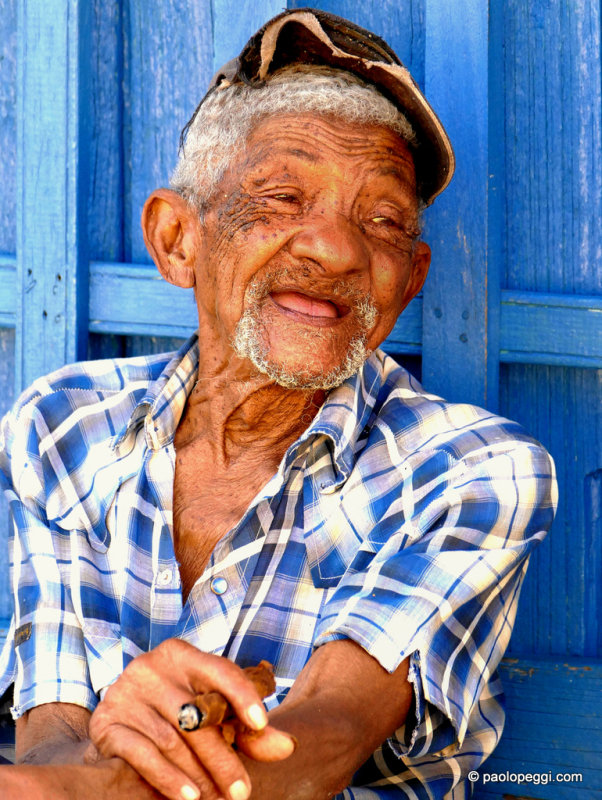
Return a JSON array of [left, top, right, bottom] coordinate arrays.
[[0, 256, 16, 328], [0, 332, 15, 622], [502, 364, 602, 658], [422, 0, 497, 408], [5, 256, 602, 364], [125, 0, 213, 264], [88, 0, 124, 263], [89, 261, 197, 338], [472, 657, 602, 799], [584, 470, 602, 657], [0, 0, 17, 255], [88, 260, 425, 351], [500, 291, 602, 368], [16, 0, 91, 390]]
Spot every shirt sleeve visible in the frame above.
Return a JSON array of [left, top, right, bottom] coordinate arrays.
[[313, 438, 557, 752], [0, 399, 98, 718]]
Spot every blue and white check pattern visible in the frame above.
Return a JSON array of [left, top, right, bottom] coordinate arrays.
[[0, 335, 557, 798]]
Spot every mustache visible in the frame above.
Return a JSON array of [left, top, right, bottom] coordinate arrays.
[[245, 265, 375, 313]]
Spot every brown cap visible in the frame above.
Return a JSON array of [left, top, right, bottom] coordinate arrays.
[[185, 8, 455, 205]]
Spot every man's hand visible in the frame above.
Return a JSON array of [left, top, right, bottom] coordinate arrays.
[[14, 637, 412, 800], [86, 639, 296, 800]]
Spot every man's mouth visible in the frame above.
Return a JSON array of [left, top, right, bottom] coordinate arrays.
[[269, 290, 348, 321]]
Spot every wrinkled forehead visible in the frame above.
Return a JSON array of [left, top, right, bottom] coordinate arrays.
[[238, 112, 419, 192]]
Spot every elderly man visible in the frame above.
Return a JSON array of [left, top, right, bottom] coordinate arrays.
[[0, 9, 556, 800]]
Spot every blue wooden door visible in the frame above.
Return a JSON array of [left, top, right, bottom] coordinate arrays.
[[0, 1, 600, 796]]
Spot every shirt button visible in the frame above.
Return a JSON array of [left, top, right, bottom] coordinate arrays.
[[210, 577, 228, 595], [157, 569, 172, 586]]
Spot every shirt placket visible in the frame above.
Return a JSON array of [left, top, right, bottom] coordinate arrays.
[[175, 476, 283, 656], [144, 416, 182, 649]]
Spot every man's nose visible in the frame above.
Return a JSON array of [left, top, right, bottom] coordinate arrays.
[[288, 211, 369, 275]]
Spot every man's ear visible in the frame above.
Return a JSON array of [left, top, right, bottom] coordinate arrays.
[[141, 189, 200, 288], [401, 241, 431, 309]]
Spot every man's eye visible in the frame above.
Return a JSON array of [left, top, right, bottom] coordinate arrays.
[[272, 193, 299, 203], [371, 215, 400, 227]]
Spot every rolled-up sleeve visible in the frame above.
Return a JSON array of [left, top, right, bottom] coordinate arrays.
[[314, 440, 557, 751]]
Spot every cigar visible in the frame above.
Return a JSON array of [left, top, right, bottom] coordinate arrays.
[[177, 660, 275, 732]]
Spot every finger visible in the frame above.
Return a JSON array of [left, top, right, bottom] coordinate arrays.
[[235, 724, 297, 762], [91, 702, 214, 798], [93, 698, 252, 800], [158, 643, 269, 731], [91, 722, 214, 800], [187, 725, 253, 800]]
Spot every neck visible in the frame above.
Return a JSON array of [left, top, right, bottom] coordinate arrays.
[[176, 345, 326, 464]]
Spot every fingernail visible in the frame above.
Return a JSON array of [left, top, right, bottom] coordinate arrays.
[[229, 779, 250, 800], [180, 785, 200, 800], [247, 702, 268, 729]]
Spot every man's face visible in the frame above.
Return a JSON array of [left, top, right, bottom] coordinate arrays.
[[193, 112, 430, 389]]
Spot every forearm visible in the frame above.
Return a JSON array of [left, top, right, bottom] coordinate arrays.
[[1, 759, 164, 800], [13, 702, 164, 798], [243, 639, 412, 800]]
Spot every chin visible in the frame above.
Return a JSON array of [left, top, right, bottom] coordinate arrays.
[[232, 313, 371, 391]]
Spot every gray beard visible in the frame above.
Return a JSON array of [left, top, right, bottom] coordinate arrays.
[[232, 276, 378, 391]]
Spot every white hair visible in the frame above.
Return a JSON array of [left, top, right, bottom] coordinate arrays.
[[170, 66, 417, 214]]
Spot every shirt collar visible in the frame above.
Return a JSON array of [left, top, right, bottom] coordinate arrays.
[[281, 350, 386, 490], [112, 334, 200, 449], [112, 333, 386, 483]]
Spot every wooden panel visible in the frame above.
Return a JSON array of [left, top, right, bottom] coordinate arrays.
[[16, 0, 91, 389], [472, 657, 602, 800], [422, 0, 498, 408], [500, 291, 602, 368], [501, 364, 602, 659], [0, 0, 16, 255], [498, 0, 602, 668], [88, 0, 125, 263], [0, 257, 16, 329], [124, 0, 213, 263], [503, 0, 602, 296]]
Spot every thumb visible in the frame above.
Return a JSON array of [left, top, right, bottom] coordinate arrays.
[[235, 724, 297, 762]]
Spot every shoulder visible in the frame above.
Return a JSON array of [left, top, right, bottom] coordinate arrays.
[[363, 352, 557, 515], [0, 350, 178, 501], [371, 351, 551, 461], [2, 351, 173, 442], [352, 352, 558, 547]]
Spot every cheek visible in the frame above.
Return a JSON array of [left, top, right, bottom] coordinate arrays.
[[371, 260, 413, 312]]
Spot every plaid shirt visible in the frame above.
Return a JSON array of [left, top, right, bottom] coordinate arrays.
[[0, 335, 557, 799]]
